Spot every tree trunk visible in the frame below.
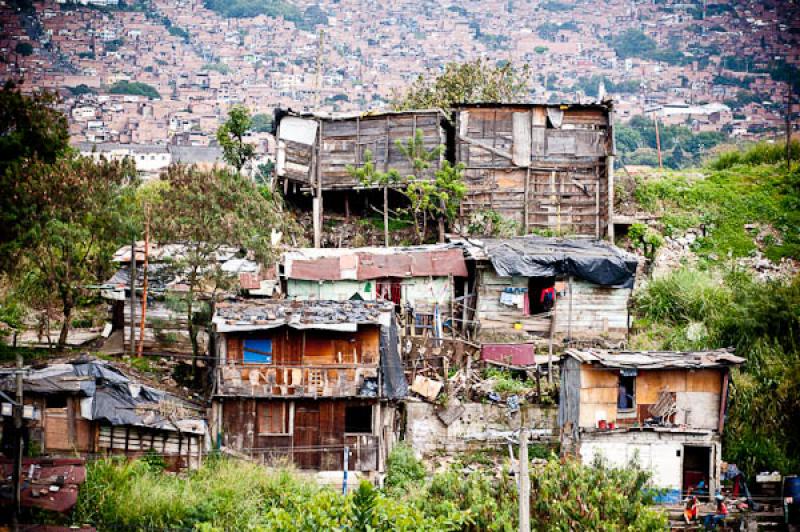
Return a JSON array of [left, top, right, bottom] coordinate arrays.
[[57, 302, 72, 351], [188, 292, 200, 384]]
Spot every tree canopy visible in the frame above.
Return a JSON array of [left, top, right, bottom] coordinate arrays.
[[393, 59, 531, 111], [217, 105, 257, 174], [0, 83, 70, 273]]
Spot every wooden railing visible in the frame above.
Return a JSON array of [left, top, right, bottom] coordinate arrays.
[[215, 363, 380, 398]]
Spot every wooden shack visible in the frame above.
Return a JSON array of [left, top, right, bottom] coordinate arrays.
[[453, 103, 614, 238], [456, 236, 638, 342], [275, 109, 450, 247], [558, 349, 744, 502], [0, 360, 207, 470], [210, 299, 407, 473]]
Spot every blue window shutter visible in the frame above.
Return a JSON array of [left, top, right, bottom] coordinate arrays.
[[243, 339, 272, 364]]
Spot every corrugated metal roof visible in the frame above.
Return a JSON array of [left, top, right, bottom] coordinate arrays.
[[283, 245, 468, 281], [213, 299, 394, 333], [563, 348, 744, 369]]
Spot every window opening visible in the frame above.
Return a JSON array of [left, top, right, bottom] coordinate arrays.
[[344, 405, 372, 433]]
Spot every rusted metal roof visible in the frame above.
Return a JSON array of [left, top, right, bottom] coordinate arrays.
[[283, 245, 468, 281], [563, 348, 745, 369], [213, 299, 395, 333], [0, 458, 86, 513]]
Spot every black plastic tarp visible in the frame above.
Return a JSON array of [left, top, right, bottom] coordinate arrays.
[[380, 319, 407, 400], [485, 237, 638, 288]]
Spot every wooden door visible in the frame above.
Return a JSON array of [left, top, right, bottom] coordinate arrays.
[[294, 402, 321, 469]]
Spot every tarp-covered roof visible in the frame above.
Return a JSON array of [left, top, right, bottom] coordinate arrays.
[[213, 299, 394, 333], [455, 236, 638, 287], [0, 359, 206, 434], [563, 348, 745, 369], [283, 245, 467, 281]]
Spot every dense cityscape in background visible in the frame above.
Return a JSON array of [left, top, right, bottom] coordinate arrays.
[[1, 0, 798, 170]]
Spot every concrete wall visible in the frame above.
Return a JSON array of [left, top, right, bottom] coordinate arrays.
[[404, 402, 558, 458], [578, 430, 721, 500]]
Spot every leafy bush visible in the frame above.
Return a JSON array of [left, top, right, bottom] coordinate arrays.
[[385, 443, 426, 491], [709, 140, 800, 170], [108, 81, 160, 99]]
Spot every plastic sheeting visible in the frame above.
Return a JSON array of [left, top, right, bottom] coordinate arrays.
[[485, 237, 638, 288], [380, 320, 407, 400]]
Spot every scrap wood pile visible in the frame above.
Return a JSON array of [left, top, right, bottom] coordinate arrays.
[[402, 336, 557, 406]]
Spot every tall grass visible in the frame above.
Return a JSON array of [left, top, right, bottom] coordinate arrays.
[[709, 140, 800, 170], [73, 452, 667, 531]]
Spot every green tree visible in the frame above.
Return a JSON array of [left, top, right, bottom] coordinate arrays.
[[15, 154, 138, 349], [15, 42, 33, 56], [393, 59, 530, 111], [150, 165, 284, 375], [347, 151, 401, 246], [250, 113, 273, 132], [217, 105, 256, 174], [0, 83, 70, 273]]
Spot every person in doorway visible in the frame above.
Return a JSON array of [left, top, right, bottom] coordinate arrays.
[[540, 286, 555, 311]]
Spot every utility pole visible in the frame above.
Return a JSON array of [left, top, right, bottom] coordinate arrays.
[[12, 353, 24, 527], [518, 429, 530, 532], [314, 30, 325, 109], [137, 206, 150, 358], [654, 114, 663, 170], [128, 239, 137, 357]]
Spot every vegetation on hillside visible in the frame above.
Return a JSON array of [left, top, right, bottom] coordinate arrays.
[[108, 80, 161, 99], [72, 450, 666, 530], [630, 143, 800, 477], [628, 141, 800, 261], [615, 115, 728, 169]]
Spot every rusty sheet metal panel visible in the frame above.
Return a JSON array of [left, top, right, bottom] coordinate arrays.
[[481, 343, 536, 366], [287, 248, 467, 281], [0, 457, 86, 513]]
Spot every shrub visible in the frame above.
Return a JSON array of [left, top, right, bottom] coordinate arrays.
[[385, 443, 426, 490]]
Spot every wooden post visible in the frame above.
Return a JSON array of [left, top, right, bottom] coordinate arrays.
[[383, 117, 390, 247], [518, 429, 530, 532], [461, 279, 469, 335], [12, 354, 24, 524], [137, 205, 150, 357], [567, 276, 573, 344], [523, 166, 530, 235], [313, 120, 323, 248], [654, 115, 663, 170], [787, 83, 793, 171], [129, 239, 137, 356]]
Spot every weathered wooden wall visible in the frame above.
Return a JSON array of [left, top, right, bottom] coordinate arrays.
[[455, 105, 611, 237], [475, 269, 629, 339], [98, 425, 203, 470], [278, 111, 447, 190], [217, 326, 381, 397], [219, 398, 381, 471], [576, 366, 724, 430]]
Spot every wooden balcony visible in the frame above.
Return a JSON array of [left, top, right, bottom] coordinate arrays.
[[215, 364, 381, 398]]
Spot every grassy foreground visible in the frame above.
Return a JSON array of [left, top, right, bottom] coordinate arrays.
[[71, 450, 666, 531]]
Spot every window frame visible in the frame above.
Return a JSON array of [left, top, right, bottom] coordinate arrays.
[[257, 401, 292, 436], [344, 404, 374, 435]]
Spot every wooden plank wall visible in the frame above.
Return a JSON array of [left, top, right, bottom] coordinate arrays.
[[220, 398, 380, 471], [281, 111, 446, 190], [123, 300, 206, 354], [224, 327, 380, 366], [553, 280, 630, 338], [576, 367, 724, 430], [98, 425, 202, 470], [455, 106, 610, 237]]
